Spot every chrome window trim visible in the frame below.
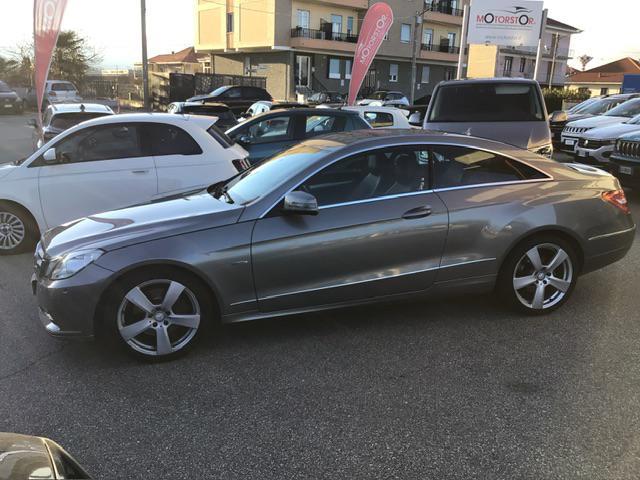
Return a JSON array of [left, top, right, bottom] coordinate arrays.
[[257, 140, 554, 219], [433, 177, 554, 193], [319, 189, 436, 210], [257, 257, 497, 301]]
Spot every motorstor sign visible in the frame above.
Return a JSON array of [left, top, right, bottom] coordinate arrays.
[[467, 0, 543, 47]]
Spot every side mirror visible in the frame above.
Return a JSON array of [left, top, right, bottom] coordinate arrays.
[[43, 147, 57, 164], [282, 191, 318, 216], [550, 110, 568, 123], [408, 112, 422, 126], [27, 118, 37, 127], [238, 134, 252, 145]]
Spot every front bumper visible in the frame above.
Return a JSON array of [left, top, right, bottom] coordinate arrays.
[[32, 263, 114, 339], [574, 145, 614, 166], [560, 135, 579, 152], [610, 157, 640, 188]]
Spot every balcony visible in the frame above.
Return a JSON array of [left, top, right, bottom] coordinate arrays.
[[423, 2, 464, 26], [308, 0, 367, 8], [420, 43, 460, 62], [290, 27, 359, 53]]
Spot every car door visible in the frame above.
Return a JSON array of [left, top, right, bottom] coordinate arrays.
[[144, 122, 215, 195], [37, 123, 157, 228], [230, 113, 300, 164], [219, 87, 245, 115], [251, 144, 449, 312]]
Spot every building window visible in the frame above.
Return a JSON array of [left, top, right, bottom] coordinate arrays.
[[600, 87, 609, 95], [389, 63, 398, 82], [226, 12, 233, 33], [297, 9, 310, 29], [328, 58, 341, 79], [447, 32, 456, 47], [422, 28, 433, 46], [444, 67, 455, 80], [296, 55, 311, 87], [202, 61, 211, 74], [519, 57, 526, 73], [331, 14, 342, 37], [421, 65, 430, 83], [504, 56, 513, 75], [401, 24, 411, 43], [347, 16, 354, 35], [384, 31, 389, 40], [345, 59, 352, 80]]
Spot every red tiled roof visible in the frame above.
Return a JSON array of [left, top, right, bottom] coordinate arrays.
[[567, 57, 640, 84], [148, 46, 207, 64], [546, 17, 581, 33]]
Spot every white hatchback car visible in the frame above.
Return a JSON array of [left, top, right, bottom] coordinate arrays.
[[0, 113, 248, 254]]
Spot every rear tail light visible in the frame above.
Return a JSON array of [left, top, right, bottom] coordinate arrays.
[[232, 158, 251, 172], [601, 189, 630, 214]]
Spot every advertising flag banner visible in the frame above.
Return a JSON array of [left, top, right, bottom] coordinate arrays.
[[467, 0, 543, 47], [34, 0, 68, 124], [347, 2, 393, 105]]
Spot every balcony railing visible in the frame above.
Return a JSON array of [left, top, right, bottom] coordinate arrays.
[[421, 43, 461, 54], [291, 27, 358, 43], [423, 2, 464, 17]]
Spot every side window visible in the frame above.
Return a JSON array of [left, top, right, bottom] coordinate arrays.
[[364, 111, 394, 128], [237, 115, 292, 144], [222, 87, 242, 99], [146, 123, 202, 156], [431, 145, 547, 189], [54, 124, 143, 163], [304, 115, 347, 138], [297, 146, 430, 207], [51, 83, 66, 91]]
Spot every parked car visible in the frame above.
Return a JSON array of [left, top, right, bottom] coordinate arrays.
[[24, 80, 83, 110], [31, 103, 114, 150], [561, 98, 640, 152], [610, 131, 640, 189], [342, 105, 413, 129], [405, 105, 428, 127], [33, 130, 634, 359], [0, 80, 23, 114], [239, 101, 308, 121], [551, 94, 640, 149], [167, 101, 238, 130], [0, 432, 91, 479], [424, 78, 553, 157], [573, 114, 640, 166], [226, 108, 370, 164], [0, 113, 249, 254], [187, 85, 272, 115], [358, 90, 410, 108], [307, 91, 345, 105]]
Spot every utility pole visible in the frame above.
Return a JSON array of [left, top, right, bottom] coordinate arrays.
[[533, 8, 548, 83], [456, 3, 469, 79], [140, 0, 150, 111], [410, 12, 422, 104], [548, 33, 560, 88]]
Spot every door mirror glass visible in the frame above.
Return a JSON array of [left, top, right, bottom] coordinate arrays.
[[550, 110, 568, 123], [43, 147, 57, 164], [408, 112, 422, 126], [239, 134, 252, 145], [283, 191, 318, 215]]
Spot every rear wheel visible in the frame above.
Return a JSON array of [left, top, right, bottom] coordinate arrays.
[[499, 235, 578, 314], [0, 205, 38, 255], [102, 268, 214, 360]]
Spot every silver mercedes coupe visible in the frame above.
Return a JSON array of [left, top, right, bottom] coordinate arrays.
[[33, 130, 635, 359]]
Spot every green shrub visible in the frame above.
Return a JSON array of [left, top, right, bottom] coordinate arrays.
[[542, 88, 590, 112]]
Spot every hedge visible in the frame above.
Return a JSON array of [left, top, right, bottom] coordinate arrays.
[[542, 88, 591, 112]]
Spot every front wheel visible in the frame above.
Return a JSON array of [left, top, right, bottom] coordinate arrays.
[[0, 205, 38, 255], [102, 268, 214, 360], [499, 235, 578, 314]]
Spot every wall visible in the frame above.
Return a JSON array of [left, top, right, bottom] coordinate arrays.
[[567, 83, 622, 97], [467, 44, 498, 78], [196, 0, 226, 50]]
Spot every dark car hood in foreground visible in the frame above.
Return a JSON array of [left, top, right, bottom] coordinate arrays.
[[42, 192, 244, 257]]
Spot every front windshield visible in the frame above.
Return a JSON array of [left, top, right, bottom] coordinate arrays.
[[580, 98, 621, 115], [625, 114, 640, 125], [605, 99, 640, 118], [569, 98, 596, 113], [209, 86, 230, 97], [224, 143, 333, 205], [371, 91, 387, 100]]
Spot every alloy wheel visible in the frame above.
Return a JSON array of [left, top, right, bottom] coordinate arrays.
[[117, 279, 201, 356], [512, 243, 573, 310], [0, 212, 25, 251]]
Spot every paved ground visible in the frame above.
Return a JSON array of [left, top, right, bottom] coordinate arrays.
[[2, 114, 640, 479], [0, 113, 36, 164]]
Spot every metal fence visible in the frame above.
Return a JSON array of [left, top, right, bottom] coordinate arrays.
[[193, 73, 267, 96]]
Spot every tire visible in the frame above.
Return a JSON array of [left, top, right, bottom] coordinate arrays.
[[0, 204, 39, 255], [498, 234, 578, 315], [100, 267, 215, 361]]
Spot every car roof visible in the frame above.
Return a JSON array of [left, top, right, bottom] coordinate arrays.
[[50, 103, 114, 114], [248, 108, 359, 119], [342, 105, 405, 113], [63, 112, 217, 129], [439, 77, 538, 86], [46, 80, 75, 85]]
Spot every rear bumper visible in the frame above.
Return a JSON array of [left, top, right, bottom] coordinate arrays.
[[582, 224, 636, 274]]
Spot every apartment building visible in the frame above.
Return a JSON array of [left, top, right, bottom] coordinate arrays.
[[195, 0, 467, 101], [466, 18, 581, 87]]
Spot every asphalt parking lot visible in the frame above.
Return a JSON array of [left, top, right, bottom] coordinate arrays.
[[2, 113, 640, 479]]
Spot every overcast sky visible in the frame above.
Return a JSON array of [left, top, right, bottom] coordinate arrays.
[[0, 0, 637, 71]]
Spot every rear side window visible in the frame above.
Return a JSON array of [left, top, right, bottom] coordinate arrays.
[[431, 145, 547, 188], [364, 111, 394, 128], [244, 87, 270, 100], [429, 83, 544, 122], [220, 87, 242, 99], [304, 115, 347, 138], [207, 125, 233, 148], [146, 124, 202, 156]]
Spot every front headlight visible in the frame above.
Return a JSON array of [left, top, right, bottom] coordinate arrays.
[[47, 249, 104, 280], [534, 144, 554, 158]]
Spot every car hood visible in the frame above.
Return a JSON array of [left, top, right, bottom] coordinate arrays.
[[566, 116, 628, 129], [427, 122, 550, 150], [582, 122, 640, 140], [566, 113, 593, 122], [0, 163, 18, 179], [42, 192, 244, 257]]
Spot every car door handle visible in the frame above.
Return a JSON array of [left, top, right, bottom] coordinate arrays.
[[402, 205, 432, 219], [131, 169, 150, 174]]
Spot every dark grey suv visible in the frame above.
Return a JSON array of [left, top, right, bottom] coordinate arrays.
[[33, 130, 635, 359]]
